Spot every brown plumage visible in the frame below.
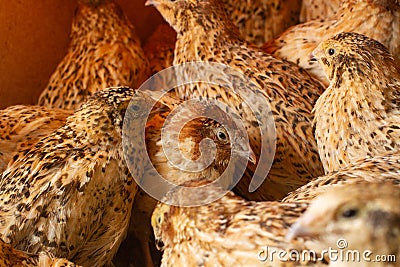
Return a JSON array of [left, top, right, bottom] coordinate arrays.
[[263, 0, 400, 86], [288, 182, 400, 267], [143, 0, 301, 71], [152, 180, 326, 267], [283, 153, 400, 203], [312, 32, 400, 173], [143, 22, 177, 75], [0, 87, 159, 266], [38, 0, 150, 109], [0, 238, 80, 267], [126, 91, 256, 267], [299, 0, 341, 22], [147, 0, 325, 200], [221, 0, 301, 45], [0, 105, 72, 173]]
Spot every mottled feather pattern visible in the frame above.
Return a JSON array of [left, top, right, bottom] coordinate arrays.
[[152, 180, 325, 267], [263, 0, 400, 86], [38, 0, 150, 109], [0, 87, 144, 266], [0, 237, 80, 267], [0, 105, 72, 172], [312, 32, 400, 173], [127, 89, 256, 267], [150, 0, 325, 200], [299, 0, 341, 22], [283, 153, 400, 203], [221, 0, 301, 45]]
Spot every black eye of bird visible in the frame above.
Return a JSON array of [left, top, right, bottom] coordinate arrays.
[[341, 208, 358, 219], [217, 130, 227, 141], [130, 105, 140, 111], [328, 48, 335, 56]]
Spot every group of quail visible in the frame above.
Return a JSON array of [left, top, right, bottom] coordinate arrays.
[[0, 0, 400, 266]]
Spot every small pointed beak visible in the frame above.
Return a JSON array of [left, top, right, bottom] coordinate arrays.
[[145, 0, 158, 6], [309, 52, 317, 62], [309, 49, 320, 62], [310, 46, 325, 63], [247, 148, 257, 164], [155, 238, 164, 250], [286, 221, 317, 241], [233, 143, 257, 164]]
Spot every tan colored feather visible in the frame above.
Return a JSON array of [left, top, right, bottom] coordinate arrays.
[[263, 0, 400, 87], [38, 0, 150, 109], [148, 0, 325, 200], [0, 87, 157, 266], [0, 105, 72, 173], [152, 180, 326, 267], [289, 182, 400, 267], [312, 32, 400, 173]]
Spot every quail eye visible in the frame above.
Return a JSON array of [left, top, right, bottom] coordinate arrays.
[[328, 48, 335, 56], [130, 104, 140, 111], [341, 208, 359, 219], [217, 130, 227, 141]]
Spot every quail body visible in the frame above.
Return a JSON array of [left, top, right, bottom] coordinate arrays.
[[0, 240, 79, 267], [0, 238, 80, 267], [221, 0, 301, 45], [38, 0, 150, 109], [152, 180, 324, 267], [263, 0, 400, 86], [0, 105, 72, 172], [0, 87, 156, 266], [299, 0, 341, 22], [283, 153, 400, 203], [127, 91, 256, 267], [148, 0, 325, 200], [312, 32, 400, 173]]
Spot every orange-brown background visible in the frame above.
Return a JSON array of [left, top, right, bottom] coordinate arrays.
[[0, 0, 163, 109]]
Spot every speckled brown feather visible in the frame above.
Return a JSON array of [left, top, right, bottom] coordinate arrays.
[[149, 0, 325, 200], [312, 32, 400, 173], [221, 0, 301, 45], [0, 238, 80, 267], [263, 0, 400, 86], [289, 182, 400, 267], [299, 0, 342, 22], [0, 87, 155, 266], [152, 180, 326, 267], [0, 105, 72, 173], [38, 0, 150, 109], [127, 90, 255, 267], [283, 153, 400, 203]]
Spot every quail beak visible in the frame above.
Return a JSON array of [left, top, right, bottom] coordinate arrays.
[[310, 46, 324, 63], [309, 52, 318, 62], [155, 238, 165, 250], [286, 221, 319, 241], [234, 143, 257, 164], [247, 148, 257, 164], [145, 0, 159, 6]]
